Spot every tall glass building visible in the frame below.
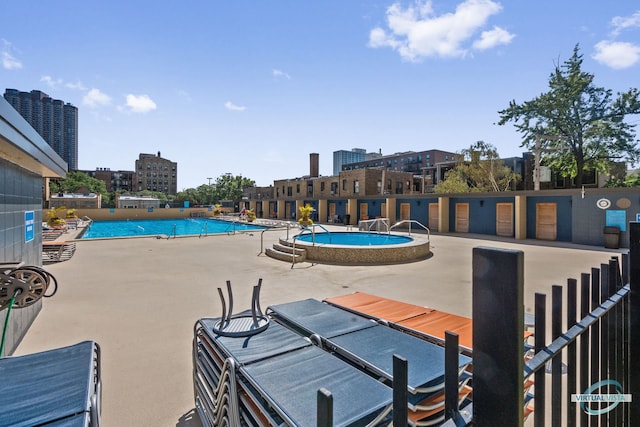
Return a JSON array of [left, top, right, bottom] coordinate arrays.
[[332, 148, 366, 176], [4, 89, 78, 170]]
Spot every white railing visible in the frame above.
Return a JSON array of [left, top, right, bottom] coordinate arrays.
[[389, 220, 430, 239]]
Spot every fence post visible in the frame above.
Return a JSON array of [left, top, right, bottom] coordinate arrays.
[[393, 354, 408, 427], [317, 388, 333, 427], [472, 246, 524, 427], [630, 222, 640, 423]]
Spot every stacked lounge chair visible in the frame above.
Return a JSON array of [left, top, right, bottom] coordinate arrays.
[[193, 315, 393, 426], [42, 241, 77, 263], [193, 280, 474, 427], [267, 299, 472, 426], [0, 341, 101, 427]]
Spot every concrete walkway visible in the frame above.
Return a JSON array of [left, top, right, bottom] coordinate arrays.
[[14, 228, 622, 426]]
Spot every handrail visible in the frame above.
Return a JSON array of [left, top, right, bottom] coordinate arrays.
[[170, 224, 177, 239], [290, 223, 330, 269], [358, 217, 390, 233], [199, 220, 208, 238], [257, 224, 295, 256], [389, 220, 430, 239]]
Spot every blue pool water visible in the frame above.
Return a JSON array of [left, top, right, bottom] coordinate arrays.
[[81, 218, 266, 239], [295, 231, 412, 246]]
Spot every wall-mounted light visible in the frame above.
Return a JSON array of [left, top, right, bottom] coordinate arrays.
[[416, 200, 421, 206], [480, 200, 484, 207], [372, 201, 376, 206]]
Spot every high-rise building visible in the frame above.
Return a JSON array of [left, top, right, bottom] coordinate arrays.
[[332, 148, 366, 176], [4, 89, 79, 170], [135, 152, 178, 195]]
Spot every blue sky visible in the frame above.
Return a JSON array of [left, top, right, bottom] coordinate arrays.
[[2, 1, 639, 190]]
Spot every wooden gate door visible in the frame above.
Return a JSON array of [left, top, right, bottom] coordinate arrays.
[[455, 203, 469, 233], [428, 203, 439, 232], [496, 203, 514, 237], [400, 203, 411, 221], [536, 203, 557, 240], [360, 203, 369, 221]]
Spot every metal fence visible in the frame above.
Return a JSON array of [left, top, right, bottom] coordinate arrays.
[[315, 223, 639, 426]]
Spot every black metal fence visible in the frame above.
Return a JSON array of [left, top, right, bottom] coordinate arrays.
[[315, 223, 639, 426], [448, 221, 639, 426]]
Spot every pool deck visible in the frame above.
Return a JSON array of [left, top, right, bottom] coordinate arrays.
[[15, 225, 622, 426]]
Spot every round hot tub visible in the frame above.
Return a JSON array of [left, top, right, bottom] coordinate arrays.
[[281, 231, 430, 265]]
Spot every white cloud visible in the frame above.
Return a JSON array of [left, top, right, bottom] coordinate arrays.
[[225, 101, 246, 111], [40, 75, 63, 88], [273, 69, 291, 79], [592, 40, 640, 69], [1, 39, 22, 70], [124, 94, 157, 113], [83, 88, 112, 108], [368, 0, 510, 61], [610, 11, 640, 36], [473, 26, 514, 50], [66, 81, 87, 91]]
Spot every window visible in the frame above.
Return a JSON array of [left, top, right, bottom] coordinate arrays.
[[287, 187, 292, 196], [342, 179, 347, 191], [320, 182, 325, 191], [354, 180, 360, 193], [296, 184, 300, 193], [377, 180, 382, 193]]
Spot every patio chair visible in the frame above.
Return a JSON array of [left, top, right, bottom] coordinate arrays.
[[194, 315, 393, 426], [42, 241, 77, 263], [0, 341, 101, 427], [267, 299, 472, 424]]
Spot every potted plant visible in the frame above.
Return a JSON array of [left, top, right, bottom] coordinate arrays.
[[298, 204, 315, 227], [46, 207, 68, 229], [212, 204, 223, 216], [245, 209, 256, 222]]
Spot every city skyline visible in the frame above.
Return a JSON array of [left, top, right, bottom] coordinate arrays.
[[1, 1, 639, 190]]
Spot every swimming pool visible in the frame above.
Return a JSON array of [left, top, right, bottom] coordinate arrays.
[[81, 218, 266, 239], [273, 231, 430, 265], [295, 232, 412, 246]]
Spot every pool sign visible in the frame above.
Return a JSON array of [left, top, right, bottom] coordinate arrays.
[[25, 211, 35, 242], [605, 210, 627, 232]]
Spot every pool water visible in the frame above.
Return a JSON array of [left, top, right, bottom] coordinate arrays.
[[81, 218, 266, 239], [295, 231, 412, 246]]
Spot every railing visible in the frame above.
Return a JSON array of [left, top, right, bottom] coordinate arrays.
[[257, 224, 296, 256], [316, 222, 639, 426], [358, 217, 390, 232], [199, 221, 208, 238], [390, 219, 430, 239], [440, 221, 639, 426], [291, 224, 331, 269]]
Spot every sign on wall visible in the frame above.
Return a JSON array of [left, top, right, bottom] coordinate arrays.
[[24, 211, 35, 243], [605, 210, 627, 232]]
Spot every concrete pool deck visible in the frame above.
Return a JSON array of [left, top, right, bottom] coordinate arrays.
[[14, 227, 623, 426]]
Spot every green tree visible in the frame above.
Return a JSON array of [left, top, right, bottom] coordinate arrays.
[[434, 141, 520, 193], [50, 171, 107, 195], [212, 174, 255, 202], [605, 170, 640, 188], [498, 44, 640, 187], [174, 174, 254, 205], [434, 170, 470, 193]]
